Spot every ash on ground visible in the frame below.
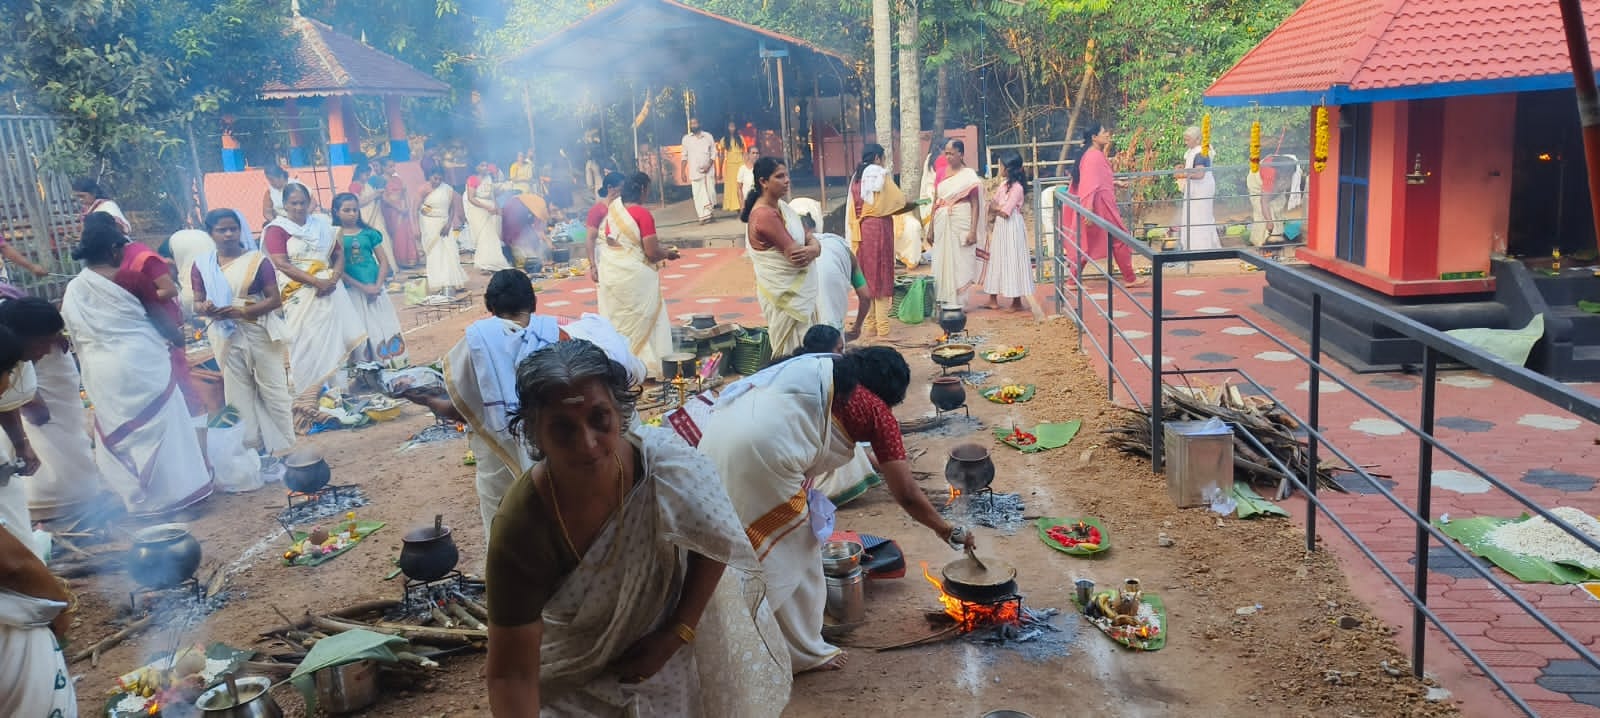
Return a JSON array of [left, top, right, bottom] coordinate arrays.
[[404, 423, 467, 447], [277, 487, 371, 526], [901, 413, 986, 438], [956, 370, 994, 386], [940, 491, 1027, 532], [966, 605, 1075, 662], [126, 587, 233, 632]]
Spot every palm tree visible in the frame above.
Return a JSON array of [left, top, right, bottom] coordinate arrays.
[[897, 0, 923, 192], [872, 0, 894, 170]]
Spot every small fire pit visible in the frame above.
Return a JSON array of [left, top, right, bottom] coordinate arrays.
[[279, 485, 368, 526]]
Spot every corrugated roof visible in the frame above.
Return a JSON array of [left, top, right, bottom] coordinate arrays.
[[260, 16, 450, 99], [503, 0, 852, 76], [1205, 0, 1600, 106]]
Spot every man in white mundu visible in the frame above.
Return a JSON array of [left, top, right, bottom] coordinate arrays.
[[681, 118, 718, 224]]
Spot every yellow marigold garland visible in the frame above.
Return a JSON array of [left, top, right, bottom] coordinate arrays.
[[1249, 120, 1262, 173], [1200, 113, 1212, 158], [1313, 106, 1330, 172]]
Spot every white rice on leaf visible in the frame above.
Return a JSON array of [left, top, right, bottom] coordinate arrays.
[[1486, 507, 1600, 570]]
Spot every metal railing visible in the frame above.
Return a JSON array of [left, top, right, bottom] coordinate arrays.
[[1049, 186, 1600, 716], [986, 139, 1081, 181], [1110, 163, 1308, 252], [0, 115, 81, 300]]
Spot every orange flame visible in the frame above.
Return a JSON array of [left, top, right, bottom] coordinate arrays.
[[919, 562, 1021, 632], [945, 487, 962, 507], [148, 701, 161, 715]]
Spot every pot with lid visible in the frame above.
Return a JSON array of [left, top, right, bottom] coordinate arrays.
[[128, 523, 203, 589], [937, 304, 967, 335], [397, 514, 459, 582]]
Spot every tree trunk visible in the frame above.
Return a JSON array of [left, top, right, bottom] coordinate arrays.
[[872, 0, 894, 169], [933, 63, 949, 143], [897, 0, 922, 194]]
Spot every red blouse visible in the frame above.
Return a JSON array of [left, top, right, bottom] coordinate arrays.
[[832, 385, 907, 463]]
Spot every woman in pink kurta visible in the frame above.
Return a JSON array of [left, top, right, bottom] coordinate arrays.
[[1060, 123, 1142, 286]]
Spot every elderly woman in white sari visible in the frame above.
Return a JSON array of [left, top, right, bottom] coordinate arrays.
[[741, 158, 820, 356], [930, 139, 985, 307], [420, 168, 469, 297], [0, 331, 77, 716], [598, 173, 678, 380], [485, 340, 791, 717], [62, 222, 212, 516], [263, 183, 367, 396], [692, 348, 976, 672], [193, 209, 295, 458], [0, 296, 107, 520]]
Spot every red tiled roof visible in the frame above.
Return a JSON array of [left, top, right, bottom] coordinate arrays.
[[261, 16, 449, 99], [1206, 0, 1600, 105]]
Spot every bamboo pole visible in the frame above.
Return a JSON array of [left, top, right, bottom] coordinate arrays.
[[1557, 0, 1600, 256]]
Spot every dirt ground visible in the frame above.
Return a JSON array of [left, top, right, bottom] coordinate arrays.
[[64, 267, 1462, 717]]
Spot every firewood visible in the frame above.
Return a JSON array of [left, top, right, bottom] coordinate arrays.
[[453, 595, 490, 622], [242, 660, 296, 679], [396, 651, 440, 669], [71, 613, 155, 664], [310, 615, 478, 647], [445, 603, 486, 631], [428, 603, 456, 629], [328, 599, 401, 619]]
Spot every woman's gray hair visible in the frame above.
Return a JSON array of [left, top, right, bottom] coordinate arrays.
[[509, 339, 640, 459]]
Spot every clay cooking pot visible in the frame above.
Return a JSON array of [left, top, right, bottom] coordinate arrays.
[[944, 443, 996, 494], [397, 514, 459, 582], [283, 449, 331, 494], [128, 523, 203, 589], [937, 303, 967, 335], [929, 376, 966, 411]]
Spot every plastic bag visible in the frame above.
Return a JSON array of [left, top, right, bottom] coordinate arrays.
[[896, 277, 928, 324], [207, 422, 263, 494], [403, 278, 429, 306]]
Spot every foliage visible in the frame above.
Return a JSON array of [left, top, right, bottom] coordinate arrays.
[[0, 0, 292, 214]]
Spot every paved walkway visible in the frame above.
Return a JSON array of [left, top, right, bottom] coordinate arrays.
[[534, 248, 1600, 716]]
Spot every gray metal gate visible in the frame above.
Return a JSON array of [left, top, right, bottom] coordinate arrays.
[[0, 115, 80, 300]]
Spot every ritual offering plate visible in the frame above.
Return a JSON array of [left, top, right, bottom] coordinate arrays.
[[283, 516, 386, 567], [981, 384, 1036, 404], [1037, 517, 1110, 555], [982, 346, 1029, 363], [106, 643, 254, 718], [1075, 581, 1166, 651]]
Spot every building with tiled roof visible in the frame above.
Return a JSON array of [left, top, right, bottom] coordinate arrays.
[[1202, 0, 1600, 381]]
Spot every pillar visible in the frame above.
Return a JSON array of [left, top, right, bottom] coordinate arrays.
[[327, 95, 353, 166], [221, 115, 245, 172], [284, 99, 309, 168], [385, 95, 411, 162]]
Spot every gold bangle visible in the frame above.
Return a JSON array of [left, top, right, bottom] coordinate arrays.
[[670, 622, 696, 644]]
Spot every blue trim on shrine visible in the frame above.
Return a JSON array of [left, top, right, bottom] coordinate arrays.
[[221, 149, 246, 173], [389, 139, 411, 162], [288, 146, 311, 168], [328, 143, 353, 166], [1205, 73, 1589, 108]]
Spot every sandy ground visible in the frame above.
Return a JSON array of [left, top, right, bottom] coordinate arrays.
[[62, 263, 1461, 717]]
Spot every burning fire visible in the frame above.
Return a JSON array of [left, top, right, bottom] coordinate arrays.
[[936, 332, 950, 343], [945, 487, 962, 507], [920, 562, 1020, 631], [148, 702, 160, 716]]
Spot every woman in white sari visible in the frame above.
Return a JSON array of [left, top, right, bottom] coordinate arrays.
[[353, 162, 397, 271], [193, 209, 295, 456], [419, 168, 469, 296], [468, 162, 512, 273], [598, 173, 678, 380], [693, 348, 975, 672], [741, 158, 820, 357], [0, 334, 77, 717], [264, 183, 367, 396], [61, 224, 212, 516], [485, 340, 791, 717], [1179, 154, 1222, 251], [931, 139, 985, 307], [934, 139, 979, 307], [0, 297, 107, 520]]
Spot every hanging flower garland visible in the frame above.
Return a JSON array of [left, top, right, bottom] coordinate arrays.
[[1200, 113, 1212, 159], [1249, 120, 1262, 173], [1313, 105, 1330, 172]]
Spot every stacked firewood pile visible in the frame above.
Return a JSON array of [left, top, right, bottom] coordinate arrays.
[[1104, 382, 1344, 493], [252, 596, 489, 679]]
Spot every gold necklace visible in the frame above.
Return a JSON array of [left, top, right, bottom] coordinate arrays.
[[546, 452, 629, 564]]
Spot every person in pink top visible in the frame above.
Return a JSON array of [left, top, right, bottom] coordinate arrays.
[[1060, 122, 1145, 287]]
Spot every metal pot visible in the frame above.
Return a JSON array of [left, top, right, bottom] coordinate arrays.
[[945, 443, 996, 494], [313, 659, 380, 714], [283, 449, 331, 494], [930, 343, 976, 368], [824, 567, 866, 624], [690, 313, 717, 330], [550, 247, 572, 264], [661, 352, 698, 380], [196, 675, 283, 718], [821, 540, 863, 577], [397, 514, 459, 582], [938, 303, 967, 335], [941, 552, 1019, 603], [128, 523, 202, 589], [930, 376, 966, 411]]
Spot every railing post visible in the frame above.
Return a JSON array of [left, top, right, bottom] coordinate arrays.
[[1150, 255, 1165, 472], [1413, 345, 1438, 678], [1307, 292, 1322, 552], [1106, 256, 1116, 402], [1075, 209, 1085, 352]]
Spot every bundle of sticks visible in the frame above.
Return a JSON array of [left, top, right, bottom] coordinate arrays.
[[257, 596, 488, 673], [1103, 382, 1344, 494]]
